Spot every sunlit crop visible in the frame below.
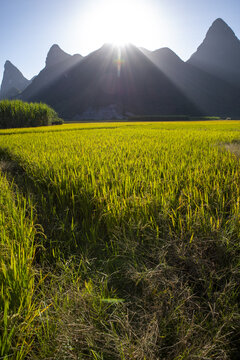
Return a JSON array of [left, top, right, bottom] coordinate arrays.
[[1, 121, 240, 359]]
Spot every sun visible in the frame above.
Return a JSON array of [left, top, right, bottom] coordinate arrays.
[[82, 0, 158, 48], [103, 0, 138, 46]]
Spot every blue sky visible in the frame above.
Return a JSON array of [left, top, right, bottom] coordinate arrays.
[[1, 0, 240, 83]]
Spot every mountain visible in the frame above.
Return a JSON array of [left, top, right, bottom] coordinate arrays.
[[188, 18, 240, 85], [24, 43, 199, 119], [141, 47, 185, 75], [140, 47, 188, 93], [0, 61, 30, 99], [45, 44, 72, 68], [21, 44, 83, 100], [3, 18, 240, 119], [141, 20, 240, 118]]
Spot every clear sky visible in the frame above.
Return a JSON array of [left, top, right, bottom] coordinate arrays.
[[1, 0, 240, 83]]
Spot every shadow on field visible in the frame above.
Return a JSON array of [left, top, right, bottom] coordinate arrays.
[[1, 146, 240, 359], [0, 147, 108, 263]]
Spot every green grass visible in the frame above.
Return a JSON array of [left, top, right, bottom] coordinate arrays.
[[0, 100, 63, 129], [0, 121, 240, 359], [0, 170, 48, 359]]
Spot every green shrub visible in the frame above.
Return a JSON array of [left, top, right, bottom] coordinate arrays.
[[0, 100, 62, 129], [52, 118, 64, 125]]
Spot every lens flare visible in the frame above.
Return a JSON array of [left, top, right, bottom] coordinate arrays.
[[114, 48, 125, 76]]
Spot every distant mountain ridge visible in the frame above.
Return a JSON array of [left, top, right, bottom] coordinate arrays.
[[1, 18, 240, 119], [23, 43, 198, 118], [0, 61, 30, 99]]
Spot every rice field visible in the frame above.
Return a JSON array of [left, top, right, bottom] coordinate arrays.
[[0, 121, 240, 359]]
